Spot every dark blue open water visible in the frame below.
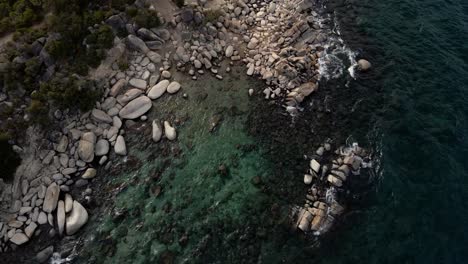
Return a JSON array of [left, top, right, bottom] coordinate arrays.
[[323, 0, 468, 263]]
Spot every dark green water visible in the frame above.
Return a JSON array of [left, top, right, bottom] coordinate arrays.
[[321, 0, 468, 263]]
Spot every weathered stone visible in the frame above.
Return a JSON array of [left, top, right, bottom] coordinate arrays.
[[310, 159, 320, 173], [36, 246, 54, 263], [152, 120, 162, 142], [304, 174, 313, 185], [225, 45, 234, 57], [167, 81, 181, 94], [119, 96, 152, 119], [43, 183, 60, 213], [114, 135, 127, 155], [92, 109, 112, 123], [78, 141, 94, 163], [10, 233, 29, 245], [110, 79, 127, 97], [82, 168, 97, 179], [357, 59, 371, 71], [147, 80, 169, 99], [57, 200, 65, 235], [25, 222, 37, 238], [127, 35, 150, 53], [164, 121, 177, 141], [95, 139, 110, 156], [66, 201, 88, 235], [56, 136, 68, 153], [65, 193, 73, 213], [38, 212, 47, 225], [129, 78, 147, 89], [147, 51, 162, 63]]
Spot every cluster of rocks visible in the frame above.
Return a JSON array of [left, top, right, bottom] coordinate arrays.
[[161, 0, 328, 112], [0, 22, 184, 256], [292, 142, 371, 235]]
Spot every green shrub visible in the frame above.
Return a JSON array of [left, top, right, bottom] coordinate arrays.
[[126, 6, 138, 17], [134, 9, 161, 28], [173, 0, 184, 8], [204, 9, 223, 23]]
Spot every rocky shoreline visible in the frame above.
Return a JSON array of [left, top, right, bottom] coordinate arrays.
[[0, 0, 372, 262]]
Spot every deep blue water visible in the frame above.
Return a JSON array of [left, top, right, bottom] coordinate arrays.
[[323, 0, 468, 262]]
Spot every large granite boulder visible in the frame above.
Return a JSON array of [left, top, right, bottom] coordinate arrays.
[[66, 201, 88, 235], [118, 96, 152, 119]]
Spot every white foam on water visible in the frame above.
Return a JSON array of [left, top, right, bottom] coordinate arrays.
[[317, 12, 358, 81]]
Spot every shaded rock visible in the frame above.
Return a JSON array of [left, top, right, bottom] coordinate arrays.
[[147, 51, 162, 63], [66, 201, 88, 235], [57, 200, 65, 235], [92, 109, 112, 123], [36, 246, 54, 263], [56, 135, 68, 153], [117, 88, 143, 105], [95, 139, 110, 156], [10, 233, 29, 245], [119, 96, 152, 119], [43, 183, 60, 213], [110, 79, 127, 97], [127, 35, 150, 53], [82, 168, 97, 179]]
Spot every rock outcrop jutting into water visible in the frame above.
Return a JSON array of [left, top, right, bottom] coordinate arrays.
[[292, 142, 372, 236], [0, 0, 371, 260]]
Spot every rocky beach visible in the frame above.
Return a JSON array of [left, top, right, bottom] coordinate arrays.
[[0, 0, 377, 263]]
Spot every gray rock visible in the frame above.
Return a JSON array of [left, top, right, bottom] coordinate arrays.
[[152, 120, 162, 142], [36, 246, 54, 263], [65, 194, 73, 213], [357, 59, 371, 71], [56, 136, 68, 153], [43, 183, 60, 213], [57, 200, 65, 235], [117, 88, 143, 105], [148, 80, 170, 101], [82, 168, 97, 179], [167, 81, 181, 94], [78, 132, 96, 163], [225, 45, 234, 57], [92, 109, 113, 123], [95, 139, 110, 156], [38, 212, 47, 225], [110, 79, 127, 97], [118, 96, 152, 119], [147, 51, 162, 63], [137, 28, 159, 41], [10, 233, 29, 245], [127, 35, 150, 53], [66, 201, 88, 235], [114, 135, 127, 156], [164, 121, 177, 141], [129, 78, 147, 89]]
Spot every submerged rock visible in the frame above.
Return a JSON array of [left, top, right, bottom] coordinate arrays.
[[36, 246, 54, 263]]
